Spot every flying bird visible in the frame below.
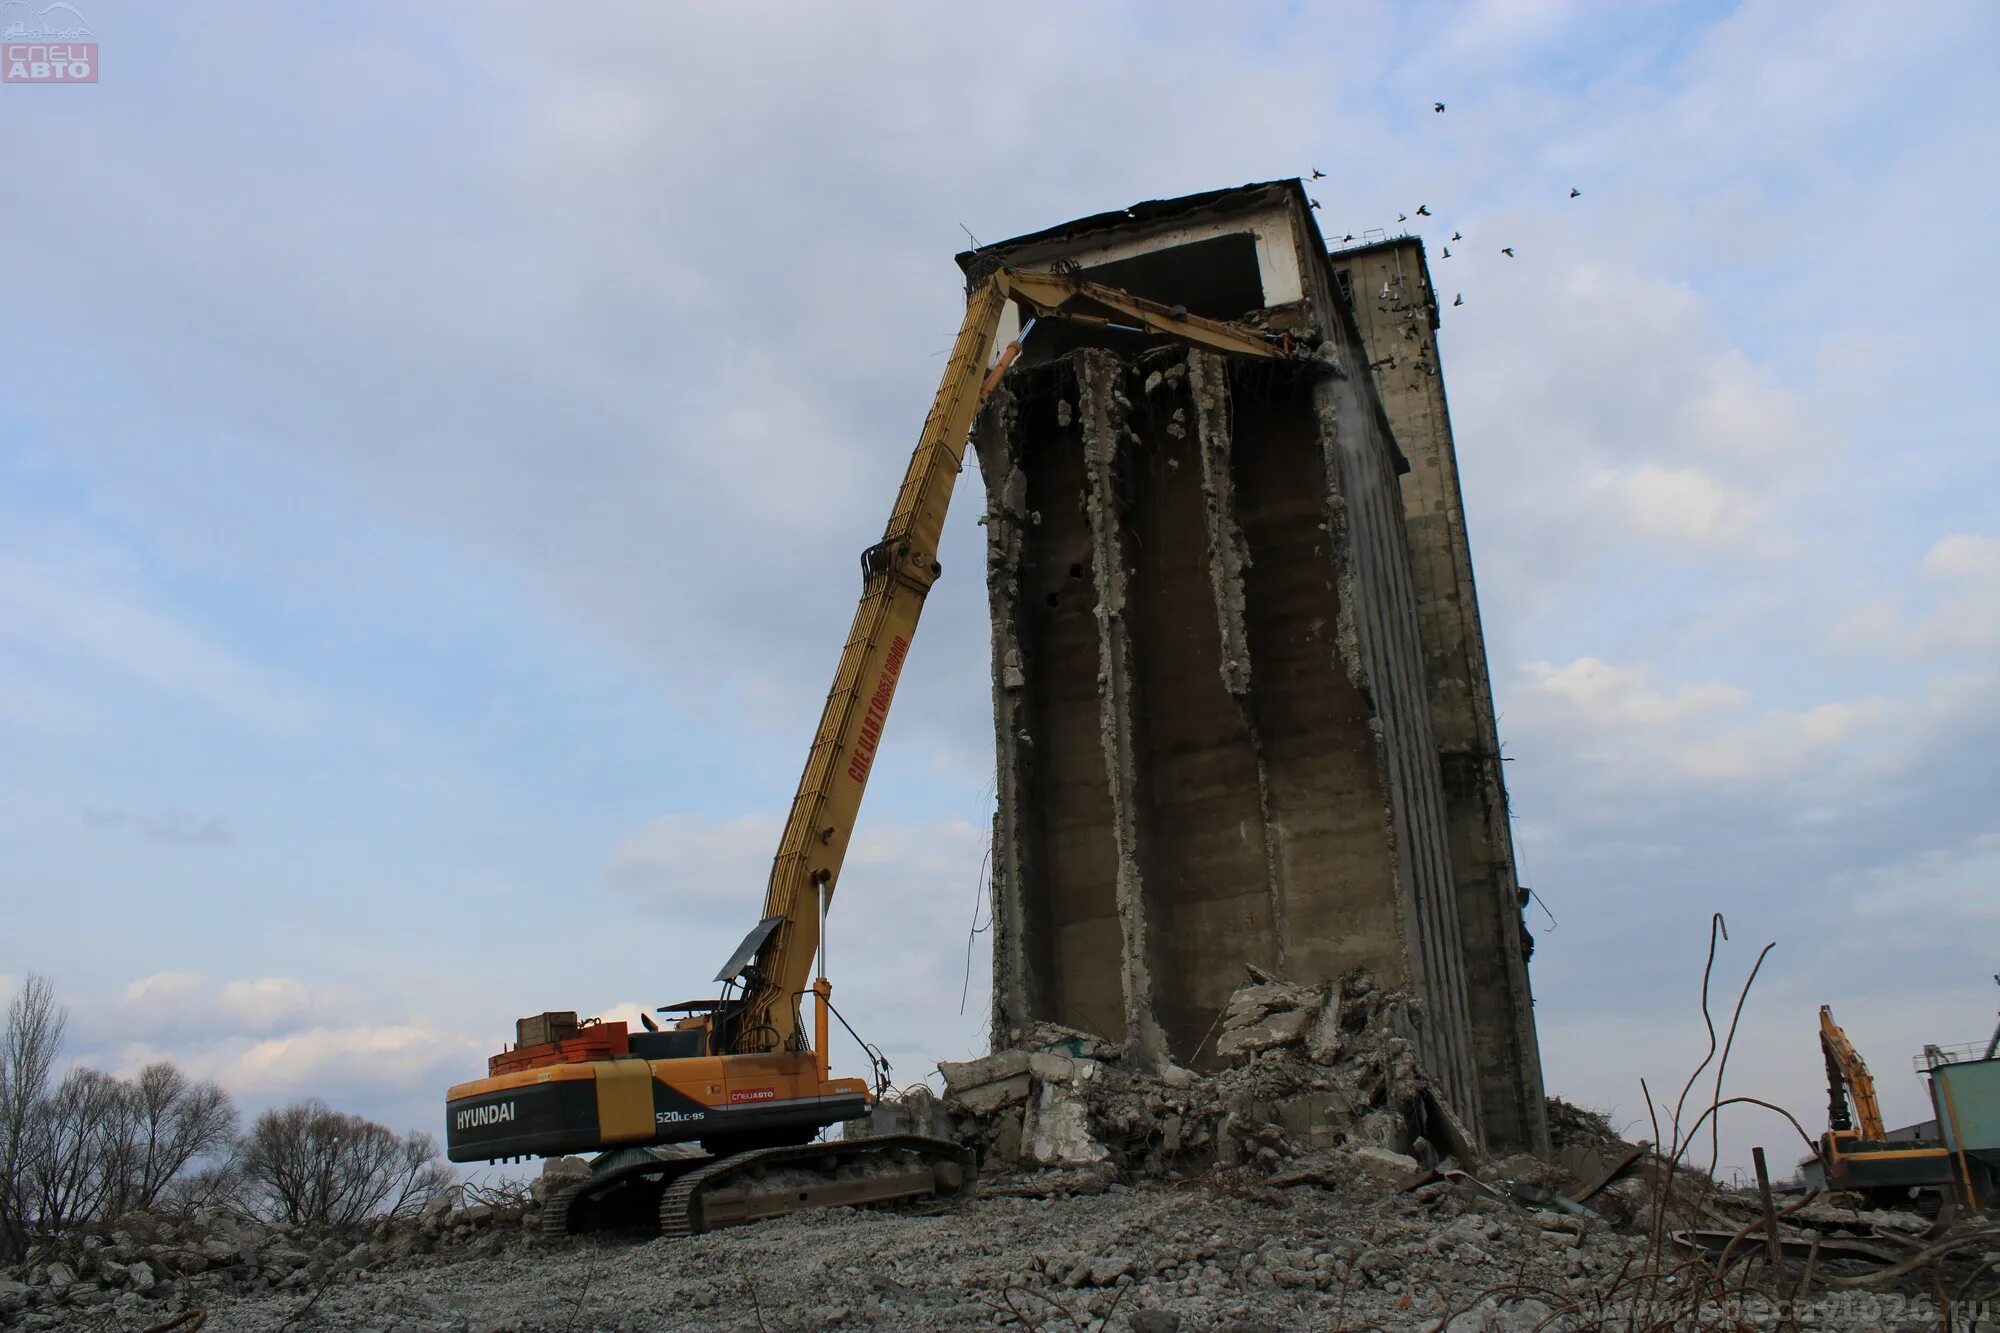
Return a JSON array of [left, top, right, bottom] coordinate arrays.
[[1501, 247, 1515, 257], [1311, 168, 1326, 179], [1441, 246, 1451, 258], [1570, 187, 1581, 199], [1341, 233, 1355, 243], [1397, 212, 1408, 222], [1434, 101, 1445, 113], [1415, 204, 1431, 217], [1451, 231, 1462, 241], [1453, 293, 1463, 307]]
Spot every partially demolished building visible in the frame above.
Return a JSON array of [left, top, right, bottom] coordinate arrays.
[[1334, 237, 1548, 1154], [963, 181, 1548, 1153]]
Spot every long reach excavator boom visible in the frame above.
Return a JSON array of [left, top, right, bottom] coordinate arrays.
[[730, 267, 1286, 1059], [1820, 1004, 1887, 1140], [443, 263, 1290, 1238]]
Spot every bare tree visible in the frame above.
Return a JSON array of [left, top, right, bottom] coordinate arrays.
[[377, 1129, 455, 1220], [0, 974, 447, 1243], [0, 975, 66, 1258], [238, 1100, 453, 1229], [30, 1067, 138, 1233], [156, 1155, 248, 1216], [126, 1062, 237, 1211]]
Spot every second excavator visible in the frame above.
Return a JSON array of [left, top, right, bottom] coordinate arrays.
[[443, 261, 1295, 1237], [1817, 1004, 1969, 1209]]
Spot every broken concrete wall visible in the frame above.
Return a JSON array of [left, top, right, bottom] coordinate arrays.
[[967, 181, 1484, 1140], [941, 972, 1466, 1181], [1331, 238, 1550, 1155]]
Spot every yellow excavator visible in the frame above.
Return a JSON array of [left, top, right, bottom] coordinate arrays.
[[1818, 1004, 1970, 1210], [443, 262, 1293, 1236]]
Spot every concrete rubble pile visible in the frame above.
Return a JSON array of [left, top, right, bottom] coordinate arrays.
[[938, 968, 1477, 1189], [0, 1185, 542, 1330]]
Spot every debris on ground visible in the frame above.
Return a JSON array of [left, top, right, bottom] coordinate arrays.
[[0, 1185, 537, 1331], [942, 968, 1466, 1191], [4, 975, 1988, 1332], [13, 1161, 1988, 1332]]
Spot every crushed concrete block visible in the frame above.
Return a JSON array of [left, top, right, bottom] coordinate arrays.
[[1349, 1145, 1421, 1184], [1028, 1050, 1092, 1084], [1025, 1085, 1109, 1167], [1273, 1089, 1355, 1150], [939, 1049, 1030, 1093], [1346, 1107, 1411, 1153], [1556, 1144, 1611, 1187], [1215, 1007, 1312, 1058], [1306, 992, 1345, 1063], [1421, 1085, 1482, 1167], [1222, 980, 1318, 1028], [948, 1073, 1030, 1116], [989, 1109, 1024, 1165], [1024, 1022, 1123, 1062]]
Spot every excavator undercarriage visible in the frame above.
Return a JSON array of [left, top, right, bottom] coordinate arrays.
[[537, 1135, 975, 1239]]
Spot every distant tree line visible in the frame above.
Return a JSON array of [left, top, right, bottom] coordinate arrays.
[[0, 974, 453, 1259]]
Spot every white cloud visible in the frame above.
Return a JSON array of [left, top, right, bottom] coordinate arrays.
[[1684, 350, 1816, 464], [1914, 535, 2000, 653], [1586, 465, 1767, 552], [607, 813, 781, 915], [104, 972, 341, 1042], [1513, 657, 1891, 787], [1447, 253, 1827, 636], [1839, 830, 2000, 930], [122, 971, 209, 1005], [594, 999, 654, 1033], [1826, 534, 2000, 660], [218, 977, 316, 1031], [1518, 658, 1745, 729], [1670, 698, 1886, 783], [1926, 535, 2000, 582], [218, 1023, 484, 1096]]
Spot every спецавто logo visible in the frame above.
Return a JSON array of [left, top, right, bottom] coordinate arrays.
[[2, 1, 96, 83]]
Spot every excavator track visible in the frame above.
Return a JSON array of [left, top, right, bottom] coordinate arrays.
[[535, 1135, 973, 1240], [658, 1134, 974, 1239], [538, 1151, 711, 1237]]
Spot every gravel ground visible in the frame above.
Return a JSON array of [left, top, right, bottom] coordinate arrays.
[[161, 1174, 1708, 1333]]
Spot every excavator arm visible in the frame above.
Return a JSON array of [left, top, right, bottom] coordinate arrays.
[[1821, 1004, 1888, 1140], [725, 266, 1287, 1054]]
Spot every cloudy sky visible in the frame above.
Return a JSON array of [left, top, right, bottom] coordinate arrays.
[[3, 1, 1995, 1179]]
